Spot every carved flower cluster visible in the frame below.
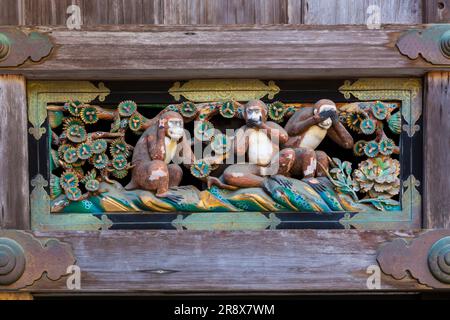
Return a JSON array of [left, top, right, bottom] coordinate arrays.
[[352, 156, 400, 198]]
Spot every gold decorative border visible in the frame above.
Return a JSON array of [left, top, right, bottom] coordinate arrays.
[[339, 78, 422, 229], [28, 81, 112, 231], [339, 78, 422, 137], [169, 79, 280, 102], [27, 81, 110, 140]]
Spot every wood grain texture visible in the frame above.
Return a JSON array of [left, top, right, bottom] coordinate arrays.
[[0, 25, 433, 80], [23, 0, 83, 25], [287, 0, 302, 24], [424, 72, 450, 229], [424, 0, 450, 23], [27, 230, 426, 293], [1, 0, 291, 26], [0, 0, 430, 26], [303, 0, 422, 25], [0, 0, 21, 25], [0, 75, 29, 230]]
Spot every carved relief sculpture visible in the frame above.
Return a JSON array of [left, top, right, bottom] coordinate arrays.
[[47, 95, 404, 217]]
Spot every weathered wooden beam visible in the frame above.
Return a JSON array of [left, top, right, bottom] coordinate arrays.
[[25, 230, 427, 293], [424, 72, 450, 229], [0, 75, 29, 230], [0, 25, 443, 80]]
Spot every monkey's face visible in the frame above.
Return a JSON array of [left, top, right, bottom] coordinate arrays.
[[314, 104, 336, 129], [246, 106, 264, 127], [167, 118, 184, 141]]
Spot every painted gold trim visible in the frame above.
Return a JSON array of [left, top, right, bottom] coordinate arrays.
[[27, 81, 110, 140], [169, 79, 280, 102], [339, 78, 422, 137]]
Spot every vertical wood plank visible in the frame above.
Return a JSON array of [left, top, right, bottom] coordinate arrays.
[[287, 0, 302, 24], [424, 72, 450, 229], [23, 0, 83, 26], [0, 0, 20, 25], [0, 75, 29, 230], [142, 0, 165, 24], [424, 0, 450, 23], [303, 0, 422, 25], [83, 0, 109, 25]]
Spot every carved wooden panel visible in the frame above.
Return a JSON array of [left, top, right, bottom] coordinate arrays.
[[27, 79, 422, 231]]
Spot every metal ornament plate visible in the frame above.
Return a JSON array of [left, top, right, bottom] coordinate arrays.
[[0, 28, 53, 67], [0, 230, 75, 289], [397, 24, 450, 65], [378, 230, 450, 289]]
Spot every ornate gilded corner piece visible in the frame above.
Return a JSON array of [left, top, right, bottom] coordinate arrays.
[[0, 28, 53, 67], [169, 79, 280, 102], [339, 78, 422, 137], [397, 24, 450, 65], [27, 81, 110, 140], [0, 230, 75, 289], [377, 230, 450, 289]]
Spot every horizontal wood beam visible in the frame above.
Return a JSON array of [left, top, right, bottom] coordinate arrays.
[[25, 230, 427, 293], [1, 25, 446, 80]]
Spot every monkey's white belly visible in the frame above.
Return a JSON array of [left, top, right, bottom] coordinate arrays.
[[248, 129, 274, 166], [164, 137, 178, 164], [299, 126, 327, 150]]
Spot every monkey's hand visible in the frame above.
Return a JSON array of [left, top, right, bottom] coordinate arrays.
[[318, 109, 336, 120], [330, 111, 339, 124], [158, 118, 167, 129]]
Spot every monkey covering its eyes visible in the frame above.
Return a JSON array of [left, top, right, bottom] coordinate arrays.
[[284, 99, 354, 178]]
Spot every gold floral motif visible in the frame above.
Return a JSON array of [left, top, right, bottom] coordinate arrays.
[[169, 79, 280, 102]]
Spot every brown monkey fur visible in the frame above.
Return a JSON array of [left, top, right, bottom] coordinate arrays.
[[284, 99, 354, 178], [211, 100, 296, 189], [125, 111, 193, 197]]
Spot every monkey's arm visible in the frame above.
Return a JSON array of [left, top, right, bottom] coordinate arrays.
[[148, 125, 166, 161], [262, 121, 289, 145], [327, 120, 354, 149], [285, 109, 321, 136]]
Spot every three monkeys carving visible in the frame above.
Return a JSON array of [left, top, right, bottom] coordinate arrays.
[[126, 100, 354, 196]]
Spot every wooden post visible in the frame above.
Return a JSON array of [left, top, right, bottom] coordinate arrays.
[[0, 75, 30, 230], [424, 72, 450, 229]]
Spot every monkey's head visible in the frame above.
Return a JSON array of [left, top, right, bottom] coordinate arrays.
[[160, 111, 184, 141], [314, 99, 337, 129], [244, 100, 268, 127]]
